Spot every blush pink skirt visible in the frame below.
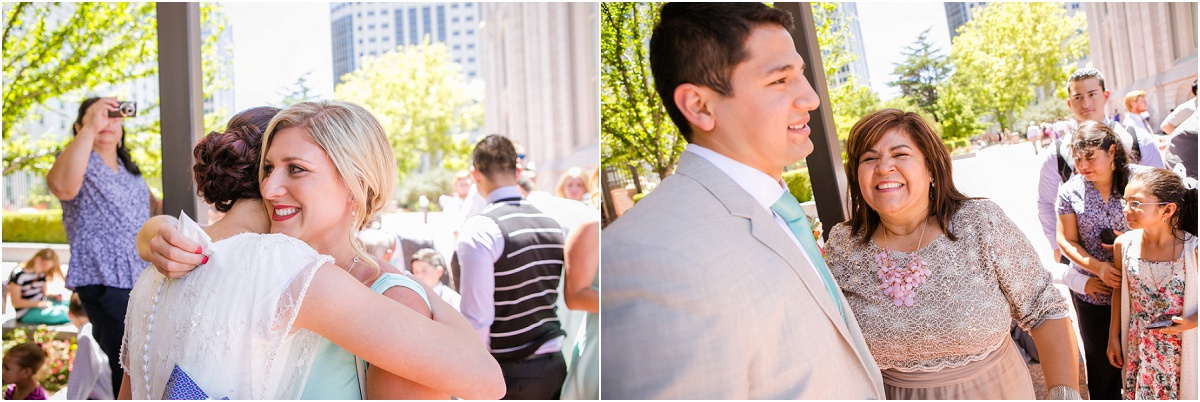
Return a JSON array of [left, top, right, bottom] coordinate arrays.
[[882, 339, 1036, 399]]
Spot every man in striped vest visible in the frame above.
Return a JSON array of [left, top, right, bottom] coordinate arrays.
[[456, 134, 567, 399]]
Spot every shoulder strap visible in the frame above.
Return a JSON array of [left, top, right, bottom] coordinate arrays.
[[355, 356, 367, 399], [1055, 139, 1071, 183]]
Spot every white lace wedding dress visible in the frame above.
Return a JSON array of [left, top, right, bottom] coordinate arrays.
[[121, 224, 332, 399]]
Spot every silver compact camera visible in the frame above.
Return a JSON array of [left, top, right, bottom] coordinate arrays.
[[108, 101, 137, 118]]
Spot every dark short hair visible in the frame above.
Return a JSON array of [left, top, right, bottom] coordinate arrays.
[[6, 342, 46, 373], [1067, 68, 1106, 95], [1192, 79, 1196, 96], [472, 134, 519, 181], [650, 2, 794, 142], [192, 106, 280, 212], [1071, 121, 1132, 197], [68, 293, 86, 318], [844, 109, 976, 244]]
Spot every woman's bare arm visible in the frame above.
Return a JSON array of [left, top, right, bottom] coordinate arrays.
[[1030, 317, 1081, 394], [47, 98, 116, 200], [7, 282, 46, 309], [563, 221, 599, 313], [365, 260, 450, 399], [295, 265, 505, 400]]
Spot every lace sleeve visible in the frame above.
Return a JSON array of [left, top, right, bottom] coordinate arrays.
[[977, 201, 1070, 331], [824, 223, 856, 280], [248, 234, 331, 400]]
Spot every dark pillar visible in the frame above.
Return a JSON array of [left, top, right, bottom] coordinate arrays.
[[776, 2, 849, 241], [156, 3, 204, 219]]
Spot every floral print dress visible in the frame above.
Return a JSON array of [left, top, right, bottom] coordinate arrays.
[[1122, 248, 1187, 399]]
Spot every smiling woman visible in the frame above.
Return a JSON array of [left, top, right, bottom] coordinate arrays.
[[824, 108, 1081, 399]]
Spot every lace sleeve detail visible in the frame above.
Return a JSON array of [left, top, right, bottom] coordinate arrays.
[[977, 201, 1070, 331], [824, 223, 855, 278], [248, 234, 332, 399]]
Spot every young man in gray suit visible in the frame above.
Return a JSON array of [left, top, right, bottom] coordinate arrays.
[[601, 3, 884, 399]]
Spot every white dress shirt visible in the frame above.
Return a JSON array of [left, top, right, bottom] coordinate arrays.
[[66, 322, 114, 400], [685, 144, 831, 289]]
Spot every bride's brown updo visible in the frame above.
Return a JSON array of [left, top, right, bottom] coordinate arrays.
[[191, 106, 281, 212]]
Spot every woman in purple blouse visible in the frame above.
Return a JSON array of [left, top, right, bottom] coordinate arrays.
[[1056, 120, 1152, 399], [46, 97, 159, 394]]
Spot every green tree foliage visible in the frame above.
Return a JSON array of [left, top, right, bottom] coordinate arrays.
[[599, 2, 682, 179], [3, 2, 232, 181], [334, 39, 481, 186], [887, 28, 950, 121], [276, 71, 318, 107], [813, 2, 879, 144], [1019, 97, 1073, 132], [948, 2, 1087, 135], [934, 81, 986, 141]]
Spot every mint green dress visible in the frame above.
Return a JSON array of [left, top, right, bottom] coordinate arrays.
[[300, 273, 430, 399], [562, 273, 599, 399]]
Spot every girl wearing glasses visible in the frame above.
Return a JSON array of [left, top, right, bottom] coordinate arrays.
[[1105, 168, 1197, 399]]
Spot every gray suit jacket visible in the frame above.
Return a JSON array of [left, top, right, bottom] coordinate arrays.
[[601, 152, 885, 399]]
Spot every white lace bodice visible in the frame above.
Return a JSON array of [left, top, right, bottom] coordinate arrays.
[[120, 232, 332, 399]]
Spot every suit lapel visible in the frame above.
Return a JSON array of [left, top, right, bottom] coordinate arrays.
[[674, 153, 855, 341]]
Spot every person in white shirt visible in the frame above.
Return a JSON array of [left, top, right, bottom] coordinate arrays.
[[66, 293, 114, 400], [1161, 80, 1197, 134], [410, 248, 461, 311]]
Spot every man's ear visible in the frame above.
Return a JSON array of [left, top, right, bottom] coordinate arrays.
[[674, 83, 715, 132], [470, 165, 484, 183]]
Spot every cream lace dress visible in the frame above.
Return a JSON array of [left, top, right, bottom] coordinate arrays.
[[120, 230, 331, 399], [826, 199, 1069, 398]]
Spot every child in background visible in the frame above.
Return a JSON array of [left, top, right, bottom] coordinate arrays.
[[2, 343, 49, 400], [411, 249, 461, 311], [1108, 168, 1199, 399], [65, 293, 113, 400], [6, 249, 68, 325]]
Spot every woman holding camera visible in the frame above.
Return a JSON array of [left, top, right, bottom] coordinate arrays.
[[46, 97, 159, 394], [1056, 120, 1153, 399]]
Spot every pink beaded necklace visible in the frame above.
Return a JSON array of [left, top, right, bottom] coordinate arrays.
[[875, 217, 932, 307]]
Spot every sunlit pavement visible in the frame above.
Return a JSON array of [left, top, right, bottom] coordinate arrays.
[[953, 140, 1095, 398]]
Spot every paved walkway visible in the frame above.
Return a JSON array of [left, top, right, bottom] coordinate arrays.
[[953, 141, 1091, 396]]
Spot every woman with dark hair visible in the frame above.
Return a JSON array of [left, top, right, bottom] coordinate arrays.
[[45, 97, 158, 393], [1057, 120, 1155, 399], [122, 105, 503, 399], [824, 109, 1081, 399]]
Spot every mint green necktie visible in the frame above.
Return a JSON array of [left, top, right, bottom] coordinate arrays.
[[770, 191, 846, 322]]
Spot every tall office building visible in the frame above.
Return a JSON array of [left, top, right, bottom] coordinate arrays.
[[829, 2, 870, 87], [944, 2, 987, 41], [329, 2, 482, 86], [1084, 2, 1197, 126], [478, 3, 599, 191]]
